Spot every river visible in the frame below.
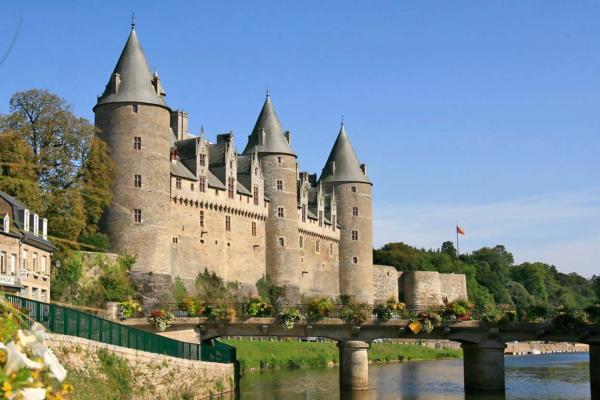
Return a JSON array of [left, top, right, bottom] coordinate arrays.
[[236, 352, 590, 399]]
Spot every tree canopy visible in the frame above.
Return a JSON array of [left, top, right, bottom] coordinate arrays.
[[374, 242, 598, 309], [0, 89, 116, 246]]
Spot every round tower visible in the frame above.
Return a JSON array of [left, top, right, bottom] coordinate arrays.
[[243, 95, 301, 300], [320, 123, 374, 304], [94, 26, 172, 302]]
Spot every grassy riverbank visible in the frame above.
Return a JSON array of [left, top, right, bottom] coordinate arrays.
[[222, 339, 462, 372]]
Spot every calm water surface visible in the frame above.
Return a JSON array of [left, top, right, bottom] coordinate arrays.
[[237, 353, 590, 400]]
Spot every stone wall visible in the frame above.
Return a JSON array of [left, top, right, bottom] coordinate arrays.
[[399, 271, 468, 307], [439, 273, 468, 303], [47, 334, 235, 400], [372, 265, 399, 303], [169, 195, 267, 297]]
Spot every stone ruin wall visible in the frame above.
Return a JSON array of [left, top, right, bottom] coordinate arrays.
[[372, 265, 399, 303], [394, 270, 468, 308]]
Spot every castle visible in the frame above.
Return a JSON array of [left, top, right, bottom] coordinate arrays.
[[95, 25, 467, 305]]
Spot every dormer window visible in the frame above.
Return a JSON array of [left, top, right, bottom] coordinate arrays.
[[23, 210, 30, 232], [199, 154, 206, 167], [42, 219, 48, 240], [2, 215, 8, 233]]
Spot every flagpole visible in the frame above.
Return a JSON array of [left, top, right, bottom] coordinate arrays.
[[456, 222, 460, 265]]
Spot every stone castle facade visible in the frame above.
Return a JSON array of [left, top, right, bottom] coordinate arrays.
[[95, 26, 467, 305]]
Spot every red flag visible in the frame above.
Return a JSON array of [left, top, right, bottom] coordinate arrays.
[[456, 225, 465, 235]]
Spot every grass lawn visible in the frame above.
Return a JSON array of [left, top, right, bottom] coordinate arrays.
[[221, 339, 462, 372]]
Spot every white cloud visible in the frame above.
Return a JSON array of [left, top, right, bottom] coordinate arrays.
[[373, 189, 600, 277]]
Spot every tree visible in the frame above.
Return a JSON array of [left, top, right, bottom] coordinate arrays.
[[0, 89, 115, 245], [1, 89, 93, 191], [441, 241, 457, 260], [0, 131, 42, 211], [590, 275, 600, 303], [79, 136, 116, 233]]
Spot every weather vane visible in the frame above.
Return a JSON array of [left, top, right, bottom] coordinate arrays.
[[131, 13, 136, 30]]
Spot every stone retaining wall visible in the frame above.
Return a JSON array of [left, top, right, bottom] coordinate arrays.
[[47, 334, 235, 399]]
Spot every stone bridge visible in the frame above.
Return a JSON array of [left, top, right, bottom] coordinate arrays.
[[122, 317, 600, 397]]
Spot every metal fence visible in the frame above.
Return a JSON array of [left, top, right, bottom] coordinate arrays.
[[5, 294, 236, 363]]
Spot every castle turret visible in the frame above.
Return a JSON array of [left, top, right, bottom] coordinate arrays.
[[243, 95, 300, 300], [320, 123, 373, 303], [94, 25, 173, 302]]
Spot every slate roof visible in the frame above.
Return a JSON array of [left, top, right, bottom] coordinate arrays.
[[95, 28, 168, 109], [170, 160, 196, 180], [319, 124, 371, 185], [242, 95, 295, 157]]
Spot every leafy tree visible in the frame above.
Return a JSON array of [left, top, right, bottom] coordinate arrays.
[[373, 241, 596, 309], [592, 275, 600, 302], [441, 241, 457, 260], [44, 189, 86, 241], [79, 136, 116, 234], [0, 89, 116, 250], [1, 89, 93, 191], [511, 262, 550, 303], [0, 131, 42, 211]]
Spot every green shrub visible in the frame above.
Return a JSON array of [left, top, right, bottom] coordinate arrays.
[[172, 277, 189, 303], [306, 297, 333, 321], [179, 297, 200, 316], [373, 303, 394, 321], [78, 232, 111, 251], [584, 304, 600, 324], [97, 348, 132, 398], [246, 298, 273, 317], [339, 302, 367, 324], [278, 307, 305, 329]]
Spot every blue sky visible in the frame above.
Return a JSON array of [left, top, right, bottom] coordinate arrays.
[[1, 1, 599, 276]]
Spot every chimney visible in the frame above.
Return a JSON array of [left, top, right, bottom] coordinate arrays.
[[217, 132, 234, 144], [284, 130, 291, 144], [170, 111, 189, 141], [42, 218, 48, 240], [308, 174, 317, 186], [360, 163, 367, 175]]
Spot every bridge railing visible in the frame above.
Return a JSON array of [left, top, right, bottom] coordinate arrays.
[[4, 294, 236, 363], [137, 301, 599, 325]]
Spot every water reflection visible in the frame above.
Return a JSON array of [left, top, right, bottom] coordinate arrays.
[[235, 353, 590, 400]]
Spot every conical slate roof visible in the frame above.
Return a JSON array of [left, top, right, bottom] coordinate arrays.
[[319, 124, 371, 184], [242, 95, 295, 156], [95, 28, 168, 109]]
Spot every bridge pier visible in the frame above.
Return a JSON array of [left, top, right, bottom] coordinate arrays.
[[591, 343, 600, 399], [338, 340, 369, 391], [462, 340, 506, 394]]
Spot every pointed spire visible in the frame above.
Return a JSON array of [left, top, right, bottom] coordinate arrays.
[[95, 26, 168, 109], [242, 95, 295, 157], [319, 123, 371, 185]]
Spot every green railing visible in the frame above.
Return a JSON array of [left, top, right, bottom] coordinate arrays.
[[5, 294, 236, 364]]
